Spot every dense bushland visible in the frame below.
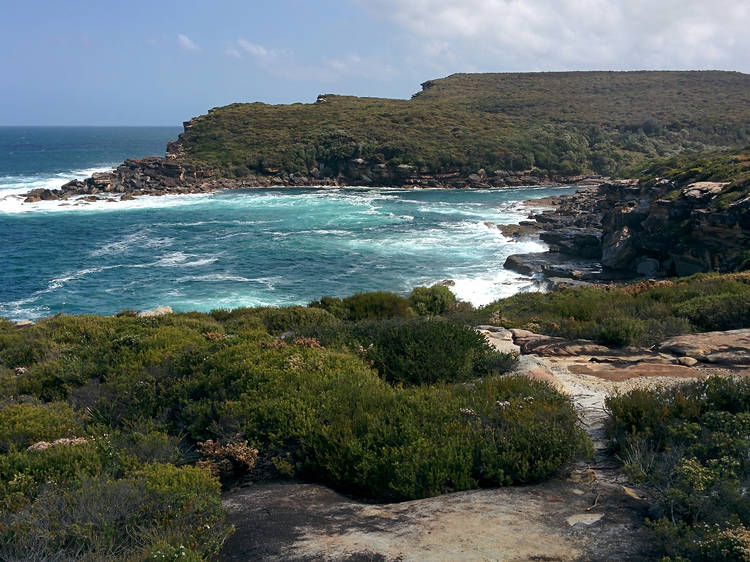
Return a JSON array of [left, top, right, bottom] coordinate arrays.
[[606, 377, 750, 560], [176, 71, 750, 178], [300, 317, 515, 386], [475, 273, 750, 347], [0, 294, 591, 558], [626, 146, 750, 210]]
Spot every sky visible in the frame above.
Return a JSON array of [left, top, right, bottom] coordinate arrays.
[[1, 0, 748, 125]]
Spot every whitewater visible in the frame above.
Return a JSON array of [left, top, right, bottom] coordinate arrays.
[[0, 127, 578, 320]]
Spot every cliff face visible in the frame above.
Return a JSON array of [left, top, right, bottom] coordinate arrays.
[[597, 180, 750, 275], [23, 157, 220, 202], [507, 161, 750, 281]]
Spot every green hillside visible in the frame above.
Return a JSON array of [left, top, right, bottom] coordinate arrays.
[[174, 71, 750, 179]]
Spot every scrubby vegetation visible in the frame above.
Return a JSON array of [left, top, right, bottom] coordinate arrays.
[[0, 290, 592, 559], [624, 145, 750, 210], [177, 71, 750, 178], [606, 377, 750, 560], [475, 273, 750, 347]]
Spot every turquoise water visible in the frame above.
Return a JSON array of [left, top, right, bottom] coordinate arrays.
[[0, 128, 578, 320]]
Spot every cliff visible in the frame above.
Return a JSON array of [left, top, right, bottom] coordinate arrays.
[[505, 147, 750, 280]]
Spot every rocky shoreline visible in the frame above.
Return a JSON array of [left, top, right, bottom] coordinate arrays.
[[503, 177, 750, 286], [20, 154, 605, 203]]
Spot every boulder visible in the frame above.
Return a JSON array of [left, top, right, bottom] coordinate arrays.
[[136, 305, 174, 318]]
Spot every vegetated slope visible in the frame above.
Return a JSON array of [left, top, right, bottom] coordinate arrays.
[[475, 273, 750, 347], [0, 290, 589, 559], [633, 144, 750, 209], [173, 71, 750, 179]]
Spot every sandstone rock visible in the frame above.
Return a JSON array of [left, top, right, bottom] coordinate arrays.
[[511, 355, 568, 394], [658, 329, 750, 361], [567, 362, 702, 382], [476, 325, 513, 340], [704, 351, 750, 365], [602, 226, 636, 269], [567, 513, 604, 526], [136, 305, 174, 318], [512, 331, 612, 356], [13, 320, 35, 329], [677, 357, 699, 367], [681, 181, 728, 200], [478, 326, 520, 355]]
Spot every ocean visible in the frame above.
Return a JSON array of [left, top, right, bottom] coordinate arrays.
[[0, 127, 578, 320]]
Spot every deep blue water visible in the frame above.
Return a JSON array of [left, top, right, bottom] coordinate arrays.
[[0, 127, 577, 320]]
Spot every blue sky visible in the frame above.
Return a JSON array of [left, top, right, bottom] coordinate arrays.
[[2, 0, 748, 125]]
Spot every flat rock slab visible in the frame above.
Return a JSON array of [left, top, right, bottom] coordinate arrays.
[[512, 332, 612, 357], [658, 329, 750, 363], [566, 361, 704, 382], [220, 479, 652, 561]]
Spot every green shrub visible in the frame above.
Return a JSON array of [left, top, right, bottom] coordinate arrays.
[[0, 464, 228, 561], [302, 317, 516, 385], [409, 285, 457, 316], [674, 293, 750, 331], [341, 291, 413, 321], [362, 318, 513, 385], [606, 376, 750, 560], [308, 296, 349, 319], [476, 273, 750, 347], [0, 402, 83, 452], [253, 306, 339, 335], [596, 317, 647, 347], [0, 308, 582, 512]]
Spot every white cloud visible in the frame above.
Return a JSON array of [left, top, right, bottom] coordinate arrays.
[[237, 39, 272, 59], [177, 34, 201, 52], [324, 54, 396, 80], [359, 0, 750, 72], [225, 44, 242, 59]]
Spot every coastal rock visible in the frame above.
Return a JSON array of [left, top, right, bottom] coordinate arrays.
[[635, 257, 660, 278], [24, 188, 60, 203], [657, 329, 750, 361], [512, 331, 612, 357], [477, 326, 520, 355], [513, 173, 749, 281], [137, 305, 174, 318], [511, 355, 568, 393]]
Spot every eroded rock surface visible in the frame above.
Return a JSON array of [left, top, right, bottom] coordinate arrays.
[[658, 329, 750, 364], [221, 476, 652, 561]]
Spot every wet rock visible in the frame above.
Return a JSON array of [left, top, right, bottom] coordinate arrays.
[[24, 188, 59, 203], [635, 257, 660, 278]]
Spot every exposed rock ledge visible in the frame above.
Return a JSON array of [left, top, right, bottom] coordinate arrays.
[[503, 177, 750, 284], [20, 155, 607, 204]]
